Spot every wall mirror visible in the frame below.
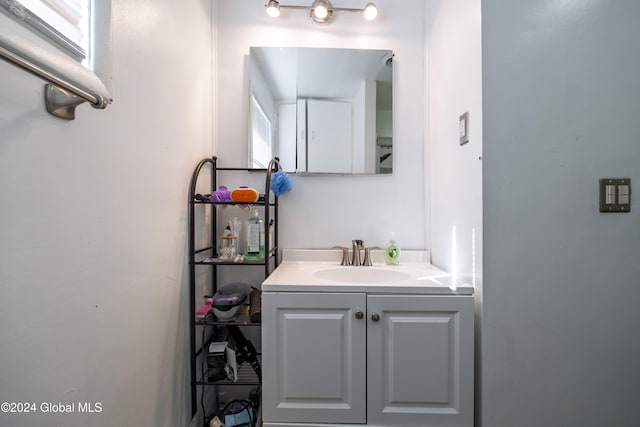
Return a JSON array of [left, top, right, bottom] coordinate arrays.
[[249, 47, 393, 174]]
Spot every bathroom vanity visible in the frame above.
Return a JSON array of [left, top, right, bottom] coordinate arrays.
[[261, 250, 474, 427]]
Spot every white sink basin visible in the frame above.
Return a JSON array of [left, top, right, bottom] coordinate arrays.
[[313, 267, 412, 284], [261, 249, 474, 295]]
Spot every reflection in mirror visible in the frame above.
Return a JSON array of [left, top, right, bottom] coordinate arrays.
[[249, 47, 393, 174]]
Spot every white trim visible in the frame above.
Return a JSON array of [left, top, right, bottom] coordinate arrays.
[[1, 0, 88, 60], [0, 0, 112, 115]]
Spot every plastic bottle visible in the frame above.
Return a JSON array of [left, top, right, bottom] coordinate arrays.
[[245, 210, 265, 260], [385, 234, 400, 265], [268, 218, 274, 254]]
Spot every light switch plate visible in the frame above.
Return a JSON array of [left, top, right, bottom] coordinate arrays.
[[459, 111, 469, 146], [599, 178, 631, 212]]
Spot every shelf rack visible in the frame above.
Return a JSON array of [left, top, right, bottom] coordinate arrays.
[[188, 156, 280, 422]]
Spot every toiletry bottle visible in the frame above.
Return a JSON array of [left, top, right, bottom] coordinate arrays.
[[245, 210, 265, 260], [385, 235, 400, 265], [260, 216, 266, 258], [268, 218, 274, 255], [218, 226, 236, 260], [228, 218, 241, 257]]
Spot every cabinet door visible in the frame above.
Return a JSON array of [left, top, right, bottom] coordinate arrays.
[[306, 99, 353, 174], [367, 295, 474, 427], [262, 292, 367, 424]]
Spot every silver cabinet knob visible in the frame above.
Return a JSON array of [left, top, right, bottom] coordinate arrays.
[[355, 310, 364, 320], [371, 312, 380, 322]]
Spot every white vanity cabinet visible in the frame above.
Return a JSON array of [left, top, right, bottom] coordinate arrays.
[[262, 292, 367, 424], [262, 290, 474, 427]]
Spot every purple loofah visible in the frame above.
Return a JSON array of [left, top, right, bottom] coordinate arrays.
[[270, 170, 292, 196], [210, 186, 232, 202]]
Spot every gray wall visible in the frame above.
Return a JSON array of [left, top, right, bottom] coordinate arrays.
[[482, 1, 640, 426]]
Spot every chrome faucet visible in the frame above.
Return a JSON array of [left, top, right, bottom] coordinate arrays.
[[333, 246, 350, 266], [334, 240, 374, 266], [351, 240, 364, 266], [363, 246, 381, 266]]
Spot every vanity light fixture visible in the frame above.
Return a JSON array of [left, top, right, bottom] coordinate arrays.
[[266, 0, 281, 17], [265, 0, 378, 25], [363, 2, 378, 20]]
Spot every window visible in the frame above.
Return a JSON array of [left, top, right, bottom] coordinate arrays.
[[0, 0, 111, 118], [1, 0, 90, 63], [251, 94, 273, 169]]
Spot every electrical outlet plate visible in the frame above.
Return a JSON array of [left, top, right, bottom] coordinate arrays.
[[599, 178, 631, 212], [459, 111, 469, 146]]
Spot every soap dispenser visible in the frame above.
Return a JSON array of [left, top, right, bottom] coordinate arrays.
[[244, 210, 265, 260], [385, 233, 400, 265]]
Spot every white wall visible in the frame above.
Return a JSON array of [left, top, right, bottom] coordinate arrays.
[[427, 0, 483, 423], [0, 1, 213, 426], [428, 0, 482, 285], [214, 0, 427, 251], [482, 1, 640, 426]]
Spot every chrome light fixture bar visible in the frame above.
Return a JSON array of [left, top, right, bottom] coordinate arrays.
[[265, 0, 377, 25]]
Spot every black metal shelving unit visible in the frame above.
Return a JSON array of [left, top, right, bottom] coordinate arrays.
[[188, 156, 281, 424]]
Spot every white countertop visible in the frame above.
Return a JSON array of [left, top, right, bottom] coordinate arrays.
[[262, 249, 474, 295]]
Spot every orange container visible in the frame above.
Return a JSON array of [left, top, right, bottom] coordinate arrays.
[[230, 187, 259, 203]]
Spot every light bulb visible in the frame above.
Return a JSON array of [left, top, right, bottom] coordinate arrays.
[[313, 5, 329, 19], [363, 2, 377, 20], [266, 0, 281, 18]]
